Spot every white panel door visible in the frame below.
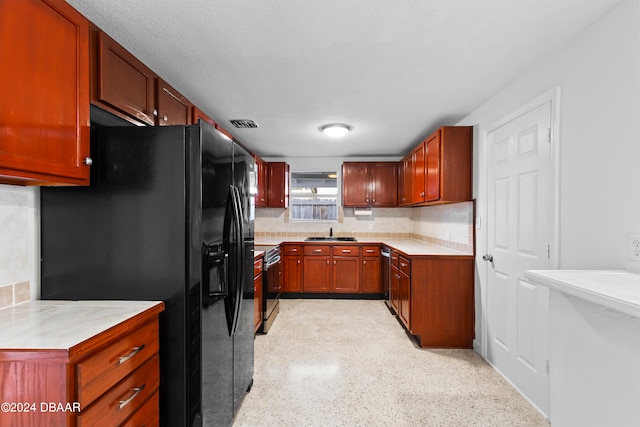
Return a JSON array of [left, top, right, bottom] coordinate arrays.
[[486, 100, 554, 415]]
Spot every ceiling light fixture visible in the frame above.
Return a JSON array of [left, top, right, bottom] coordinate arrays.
[[321, 123, 351, 138]]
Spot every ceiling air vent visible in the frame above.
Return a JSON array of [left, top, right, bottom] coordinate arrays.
[[229, 119, 258, 129]]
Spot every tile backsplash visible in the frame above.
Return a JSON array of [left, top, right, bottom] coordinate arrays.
[[255, 201, 474, 253], [0, 281, 31, 309]]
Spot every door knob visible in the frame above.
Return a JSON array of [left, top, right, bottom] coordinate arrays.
[[482, 254, 494, 262]]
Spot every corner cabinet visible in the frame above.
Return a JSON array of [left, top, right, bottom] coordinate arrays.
[[342, 162, 398, 207], [0, 0, 91, 185], [389, 252, 474, 348], [403, 126, 472, 206]]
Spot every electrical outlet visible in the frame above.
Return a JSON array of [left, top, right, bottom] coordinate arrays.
[[629, 234, 640, 261]]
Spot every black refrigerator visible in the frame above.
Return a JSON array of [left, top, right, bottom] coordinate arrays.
[[40, 121, 255, 427]]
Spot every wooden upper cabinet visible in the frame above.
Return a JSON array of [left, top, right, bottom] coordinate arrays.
[[342, 163, 370, 207], [425, 130, 441, 201], [267, 162, 289, 208], [410, 142, 426, 204], [0, 0, 91, 185], [254, 155, 268, 207], [403, 126, 472, 206], [370, 162, 397, 207], [399, 154, 412, 206], [91, 29, 156, 125], [342, 162, 398, 208], [156, 78, 192, 126], [191, 106, 216, 127]]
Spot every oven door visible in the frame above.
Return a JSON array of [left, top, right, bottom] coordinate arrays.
[[264, 255, 281, 318]]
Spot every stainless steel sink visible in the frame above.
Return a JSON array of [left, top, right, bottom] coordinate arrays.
[[304, 236, 357, 242]]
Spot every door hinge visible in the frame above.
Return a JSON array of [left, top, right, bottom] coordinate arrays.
[[547, 128, 552, 143], [546, 244, 551, 259], [546, 360, 550, 374]]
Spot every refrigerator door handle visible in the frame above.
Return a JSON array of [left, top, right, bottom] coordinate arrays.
[[223, 185, 238, 334], [229, 186, 244, 335]]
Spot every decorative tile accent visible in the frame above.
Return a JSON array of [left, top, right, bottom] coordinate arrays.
[[0, 285, 13, 308]]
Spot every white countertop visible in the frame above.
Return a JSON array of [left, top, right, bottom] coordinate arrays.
[[255, 237, 472, 257], [0, 300, 163, 350], [524, 270, 640, 318]]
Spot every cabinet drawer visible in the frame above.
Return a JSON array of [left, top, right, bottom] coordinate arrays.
[[254, 257, 263, 277], [332, 246, 360, 256], [76, 319, 159, 408], [391, 251, 400, 267], [77, 353, 159, 427], [121, 389, 159, 427], [362, 246, 381, 256], [399, 256, 411, 276], [283, 245, 302, 255], [304, 245, 331, 256]]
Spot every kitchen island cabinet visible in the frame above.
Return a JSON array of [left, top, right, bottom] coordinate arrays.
[[0, 300, 164, 427], [0, 0, 91, 186]]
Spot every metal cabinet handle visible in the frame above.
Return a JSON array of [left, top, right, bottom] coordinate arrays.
[[313, 249, 322, 253], [363, 260, 367, 265], [400, 262, 408, 267], [119, 344, 145, 365], [119, 385, 145, 410], [84, 157, 93, 166], [341, 250, 351, 253], [366, 249, 375, 253]]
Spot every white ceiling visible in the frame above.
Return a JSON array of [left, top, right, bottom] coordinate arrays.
[[67, 0, 619, 158]]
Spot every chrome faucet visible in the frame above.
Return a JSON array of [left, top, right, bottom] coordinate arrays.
[[329, 227, 333, 237]]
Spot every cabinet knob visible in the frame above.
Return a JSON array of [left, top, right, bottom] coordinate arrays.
[[84, 157, 93, 166], [153, 109, 158, 117], [163, 115, 168, 122], [363, 260, 367, 265]]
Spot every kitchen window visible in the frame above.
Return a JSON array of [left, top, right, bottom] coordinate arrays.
[[290, 171, 338, 221]]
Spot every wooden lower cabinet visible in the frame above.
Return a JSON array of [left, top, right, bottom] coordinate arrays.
[[361, 246, 382, 294], [303, 256, 331, 292], [410, 257, 474, 348], [0, 307, 162, 426], [283, 243, 383, 294], [282, 245, 302, 292]]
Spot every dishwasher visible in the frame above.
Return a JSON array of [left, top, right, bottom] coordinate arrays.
[[381, 246, 391, 308]]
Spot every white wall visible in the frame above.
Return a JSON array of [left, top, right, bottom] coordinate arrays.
[[459, 0, 640, 349]]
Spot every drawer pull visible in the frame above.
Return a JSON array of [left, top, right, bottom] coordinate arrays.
[[313, 249, 322, 253], [366, 250, 375, 253], [341, 250, 351, 253], [119, 344, 145, 365], [119, 384, 145, 410], [400, 262, 408, 267]]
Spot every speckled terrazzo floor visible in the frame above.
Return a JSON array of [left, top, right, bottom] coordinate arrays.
[[233, 299, 549, 427]]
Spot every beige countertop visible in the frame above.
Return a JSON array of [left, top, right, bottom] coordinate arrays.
[[255, 237, 472, 257], [0, 300, 163, 350]]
